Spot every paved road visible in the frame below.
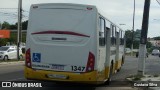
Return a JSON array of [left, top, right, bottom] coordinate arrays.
[[112, 55, 160, 81], [145, 55, 160, 75], [0, 55, 159, 90], [0, 62, 24, 81]]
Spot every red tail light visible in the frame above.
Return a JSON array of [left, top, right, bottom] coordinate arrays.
[[25, 48, 31, 68], [86, 52, 95, 72]]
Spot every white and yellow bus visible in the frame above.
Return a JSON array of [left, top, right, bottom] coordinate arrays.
[[25, 3, 125, 84]]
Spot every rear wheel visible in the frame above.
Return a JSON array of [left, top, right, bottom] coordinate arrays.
[[3, 55, 8, 60], [121, 56, 124, 65], [105, 77, 111, 85], [117, 67, 121, 72]]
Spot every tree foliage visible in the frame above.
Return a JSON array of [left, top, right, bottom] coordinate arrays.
[[125, 30, 133, 48], [22, 20, 28, 30], [125, 30, 152, 49], [0, 21, 27, 46], [154, 36, 160, 40], [1, 20, 28, 30], [2, 21, 10, 29]]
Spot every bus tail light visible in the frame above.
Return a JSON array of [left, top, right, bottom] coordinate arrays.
[[25, 48, 31, 68], [86, 52, 95, 72]]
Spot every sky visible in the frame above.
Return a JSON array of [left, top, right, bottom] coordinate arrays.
[[0, 0, 160, 38]]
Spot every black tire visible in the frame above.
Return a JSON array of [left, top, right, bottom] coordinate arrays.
[[121, 57, 124, 65], [105, 77, 111, 85], [117, 67, 121, 72], [3, 55, 8, 60]]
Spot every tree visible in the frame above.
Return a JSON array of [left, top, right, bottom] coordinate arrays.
[[146, 41, 152, 48], [10, 24, 17, 29], [133, 40, 140, 49], [154, 36, 160, 40], [2, 21, 10, 29], [125, 30, 132, 48], [125, 30, 152, 49], [6, 20, 28, 30], [0, 38, 8, 46], [22, 20, 28, 30]]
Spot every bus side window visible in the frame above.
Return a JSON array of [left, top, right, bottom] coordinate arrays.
[[120, 30, 124, 45], [111, 25, 115, 45], [119, 30, 122, 45], [115, 27, 117, 45], [99, 17, 105, 46], [121, 31, 125, 45], [106, 27, 110, 43]]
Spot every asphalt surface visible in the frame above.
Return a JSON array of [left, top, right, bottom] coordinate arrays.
[[0, 55, 159, 90], [0, 62, 24, 81], [145, 55, 160, 75], [112, 55, 160, 81]]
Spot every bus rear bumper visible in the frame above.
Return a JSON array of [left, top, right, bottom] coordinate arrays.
[[24, 67, 99, 84]]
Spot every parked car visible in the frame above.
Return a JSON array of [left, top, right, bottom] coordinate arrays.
[[0, 46, 23, 60], [151, 49, 160, 55], [125, 48, 131, 54]]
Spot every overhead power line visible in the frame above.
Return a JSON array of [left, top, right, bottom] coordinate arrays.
[[156, 0, 160, 6]]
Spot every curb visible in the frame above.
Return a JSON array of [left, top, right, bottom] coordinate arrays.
[[126, 75, 160, 90]]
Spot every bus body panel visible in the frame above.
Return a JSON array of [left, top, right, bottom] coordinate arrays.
[[26, 3, 98, 73], [25, 3, 125, 84]]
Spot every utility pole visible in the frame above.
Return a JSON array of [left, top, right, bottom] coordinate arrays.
[[17, 0, 22, 60], [138, 0, 150, 76], [131, 0, 135, 56]]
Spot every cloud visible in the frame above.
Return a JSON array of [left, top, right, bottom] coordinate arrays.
[[0, 0, 160, 37], [0, 0, 18, 8]]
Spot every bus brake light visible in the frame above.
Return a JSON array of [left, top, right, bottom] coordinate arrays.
[[86, 52, 95, 72], [26, 48, 31, 68]]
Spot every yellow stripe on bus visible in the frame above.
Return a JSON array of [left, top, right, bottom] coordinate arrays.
[[115, 60, 122, 71], [25, 66, 111, 84], [25, 67, 98, 84]]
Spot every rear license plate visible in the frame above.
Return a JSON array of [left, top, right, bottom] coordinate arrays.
[[50, 64, 65, 70], [47, 74, 67, 79]]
